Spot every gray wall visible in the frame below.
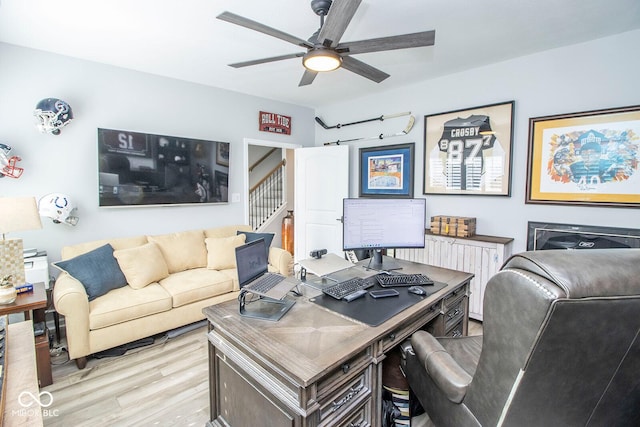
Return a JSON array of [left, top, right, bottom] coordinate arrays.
[[0, 43, 315, 265], [315, 29, 640, 253]]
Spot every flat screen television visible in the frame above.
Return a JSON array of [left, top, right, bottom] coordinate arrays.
[[343, 197, 426, 271], [98, 128, 230, 207]]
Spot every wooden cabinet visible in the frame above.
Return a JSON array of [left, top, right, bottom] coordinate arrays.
[[395, 233, 513, 321]]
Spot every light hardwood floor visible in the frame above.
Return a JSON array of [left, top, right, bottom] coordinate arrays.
[[44, 326, 211, 426], [43, 320, 483, 426]]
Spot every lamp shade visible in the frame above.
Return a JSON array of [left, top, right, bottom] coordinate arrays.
[[0, 197, 43, 237]]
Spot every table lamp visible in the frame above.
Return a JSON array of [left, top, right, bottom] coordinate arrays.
[[0, 197, 43, 287]]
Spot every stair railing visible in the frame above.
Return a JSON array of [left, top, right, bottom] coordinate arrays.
[[249, 159, 286, 230]]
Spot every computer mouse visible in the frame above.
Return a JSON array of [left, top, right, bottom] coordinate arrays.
[[408, 286, 427, 296]]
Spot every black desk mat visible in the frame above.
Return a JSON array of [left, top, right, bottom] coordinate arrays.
[[309, 281, 447, 326]]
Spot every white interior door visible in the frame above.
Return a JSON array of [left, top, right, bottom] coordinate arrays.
[[294, 145, 349, 263]]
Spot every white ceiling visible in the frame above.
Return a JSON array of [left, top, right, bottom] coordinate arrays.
[[1, 0, 639, 109]]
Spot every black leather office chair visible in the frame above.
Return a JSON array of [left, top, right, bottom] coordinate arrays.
[[403, 249, 640, 426]]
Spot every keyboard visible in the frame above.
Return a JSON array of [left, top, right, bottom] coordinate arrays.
[[376, 273, 433, 287], [323, 277, 375, 300], [248, 274, 284, 293]]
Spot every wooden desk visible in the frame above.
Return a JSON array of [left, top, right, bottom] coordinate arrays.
[[204, 258, 473, 427], [3, 321, 44, 426]]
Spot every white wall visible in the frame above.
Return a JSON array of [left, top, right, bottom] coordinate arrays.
[[0, 43, 315, 265], [315, 29, 640, 253]]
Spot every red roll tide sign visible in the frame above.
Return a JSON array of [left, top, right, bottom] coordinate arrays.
[[259, 111, 291, 135]]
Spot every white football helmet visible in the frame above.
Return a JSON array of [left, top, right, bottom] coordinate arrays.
[[38, 193, 79, 226], [34, 98, 73, 135]]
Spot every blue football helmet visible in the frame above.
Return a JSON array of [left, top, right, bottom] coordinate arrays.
[[34, 98, 73, 135]]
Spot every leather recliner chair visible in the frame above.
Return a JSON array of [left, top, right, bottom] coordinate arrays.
[[402, 249, 640, 426]]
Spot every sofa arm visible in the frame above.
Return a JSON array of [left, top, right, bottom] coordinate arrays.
[[269, 247, 293, 276], [53, 273, 91, 360], [411, 331, 472, 403]]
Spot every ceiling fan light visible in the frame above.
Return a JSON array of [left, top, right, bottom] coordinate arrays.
[[303, 49, 342, 72]]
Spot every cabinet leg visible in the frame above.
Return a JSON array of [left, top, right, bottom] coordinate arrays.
[[75, 357, 87, 369]]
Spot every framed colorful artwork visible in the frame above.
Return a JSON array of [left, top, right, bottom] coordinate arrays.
[[359, 143, 414, 198], [526, 105, 640, 208], [423, 101, 514, 196]]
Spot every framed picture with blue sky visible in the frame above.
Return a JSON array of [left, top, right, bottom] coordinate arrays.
[[359, 143, 415, 198]]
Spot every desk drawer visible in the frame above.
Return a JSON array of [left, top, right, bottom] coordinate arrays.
[[336, 399, 371, 427], [444, 297, 465, 331], [446, 320, 464, 338], [381, 304, 439, 353], [318, 367, 372, 425], [317, 348, 372, 402], [443, 284, 468, 311]]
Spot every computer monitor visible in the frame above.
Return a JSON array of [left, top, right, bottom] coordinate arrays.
[[343, 198, 426, 271]]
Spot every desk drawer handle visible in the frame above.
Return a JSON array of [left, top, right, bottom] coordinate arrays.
[[331, 383, 364, 413], [447, 308, 461, 319], [349, 421, 365, 427], [388, 332, 396, 341], [342, 363, 350, 374]]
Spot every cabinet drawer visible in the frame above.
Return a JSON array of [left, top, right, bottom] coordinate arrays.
[[381, 304, 439, 353], [318, 367, 372, 424]]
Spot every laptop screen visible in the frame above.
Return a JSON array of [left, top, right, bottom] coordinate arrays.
[[235, 238, 269, 287]]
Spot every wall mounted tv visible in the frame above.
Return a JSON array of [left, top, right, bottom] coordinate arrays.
[[98, 128, 230, 207]]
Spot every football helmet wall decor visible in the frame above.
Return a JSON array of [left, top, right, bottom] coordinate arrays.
[[0, 143, 24, 179], [34, 98, 73, 135], [38, 193, 79, 226]]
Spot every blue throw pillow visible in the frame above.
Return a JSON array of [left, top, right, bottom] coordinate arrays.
[[53, 244, 127, 301], [237, 231, 275, 258]]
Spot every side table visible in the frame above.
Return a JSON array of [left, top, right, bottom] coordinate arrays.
[[0, 283, 52, 387]]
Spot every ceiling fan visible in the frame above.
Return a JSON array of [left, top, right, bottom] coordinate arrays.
[[217, 0, 435, 87]]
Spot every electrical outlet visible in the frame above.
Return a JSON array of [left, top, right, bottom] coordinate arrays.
[[231, 193, 240, 203]]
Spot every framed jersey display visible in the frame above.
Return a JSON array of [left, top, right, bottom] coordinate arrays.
[[526, 105, 640, 208], [423, 101, 514, 196]]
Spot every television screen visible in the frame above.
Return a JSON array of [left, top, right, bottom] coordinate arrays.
[[98, 128, 230, 207], [343, 198, 426, 270]]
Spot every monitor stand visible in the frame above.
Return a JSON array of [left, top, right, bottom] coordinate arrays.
[[238, 291, 295, 322], [366, 250, 403, 273]]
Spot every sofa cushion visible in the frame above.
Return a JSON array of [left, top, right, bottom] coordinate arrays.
[[159, 268, 235, 307], [113, 242, 170, 289], [204, 224, 252, 239], [236, 230, 275, 258], [205, 234, 246, 270], [53, 244, 128, 301], [89, 283, 172, 330], [148, 229, 207, 273], [61, 235, 148, 260]]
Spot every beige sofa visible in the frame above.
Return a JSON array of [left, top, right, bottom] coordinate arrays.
[[53, 224, 292, 369]]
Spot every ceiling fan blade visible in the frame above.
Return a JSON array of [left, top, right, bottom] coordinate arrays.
[[338, 30, 435, 55], [299, 70, 318, 86], [229, 52, 305, 68], [217, 11, 314, 49], [317, 0, 362, 47], [340, 56, 390, 83]]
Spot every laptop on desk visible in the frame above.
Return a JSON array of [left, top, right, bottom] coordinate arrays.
[[235, 238, 299, 300]]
